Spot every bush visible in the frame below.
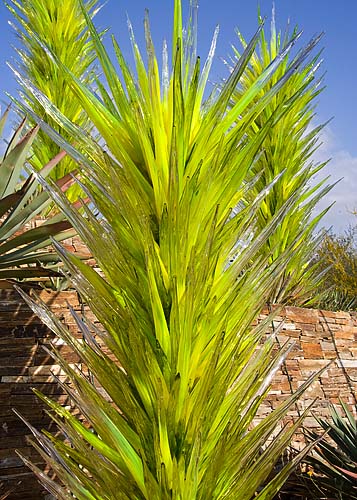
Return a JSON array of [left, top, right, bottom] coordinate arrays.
[[312, 225, 357, 311]]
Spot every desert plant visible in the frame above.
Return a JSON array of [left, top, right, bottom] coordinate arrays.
[[6, 0, 101, 191], [12, 0, 328, 498], [303, 401, 357, 499], [312, 226, 357, 311], [0, 105, 78, 281], [228, 9, 332, 306]]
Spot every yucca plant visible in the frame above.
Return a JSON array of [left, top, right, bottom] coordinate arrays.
[[12, 0, 328, 497], [303, 401, 357, 499], [227, 9, 332, 306], [6, 0, 101, 193], [0, 105, 78, 281]]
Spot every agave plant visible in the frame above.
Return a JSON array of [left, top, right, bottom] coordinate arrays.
[[228, 9, 332, 306], [0, 105, 77, 281], [6, 0, 101, 194], [303, 401, 357, 499], [11, 0, 328, 498]]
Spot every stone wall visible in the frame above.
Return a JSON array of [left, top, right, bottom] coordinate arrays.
[[0, 288, 87, 500], [0, 289, 356, 499], [256, 305, 357, 449]]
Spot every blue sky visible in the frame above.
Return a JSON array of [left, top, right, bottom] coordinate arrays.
[[0, 0, 356, 232]]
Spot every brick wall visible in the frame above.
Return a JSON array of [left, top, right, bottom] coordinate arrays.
[[0, 289, 356, 498]]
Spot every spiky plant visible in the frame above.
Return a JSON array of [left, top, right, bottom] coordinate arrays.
[[303, 401, 357, 499], [13, 1, 327, 497], [0, 105, 79, 282], [6, 0, 101, 189], [228, 9, 332, 306]]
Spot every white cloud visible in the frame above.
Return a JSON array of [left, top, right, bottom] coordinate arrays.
[[312, 126, 357, 233]]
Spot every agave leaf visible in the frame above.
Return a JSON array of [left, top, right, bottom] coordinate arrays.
[[4, 115, 28, 158], [0, 109, 84, 282], [0, 105, 11, 136], [340, 400, 357, 433], [0, 220, 71, 254], [0, 268, 62, 279], [0, 190, 23, 217], [0, 125, 38, 197]]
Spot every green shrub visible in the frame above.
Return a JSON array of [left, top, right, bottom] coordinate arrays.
[[312, 226, 357, 311]]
